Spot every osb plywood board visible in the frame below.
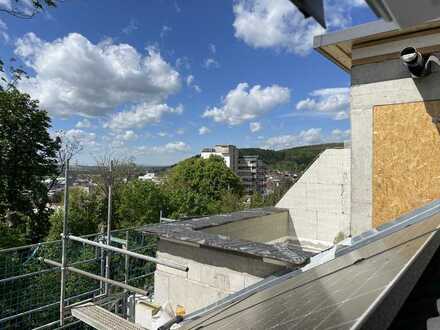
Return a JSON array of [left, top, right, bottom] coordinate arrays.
[[373, 101, 440, 228]]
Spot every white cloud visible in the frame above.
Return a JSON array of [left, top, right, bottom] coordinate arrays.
[[296, 87, 349, 120], [209, 43, 216, 54], [174, 1, 181, 13], [176, 128, 185, 135], [232, 0, 365, 55], [198, 126, 211, 135], [249, 121, 262, 133], [175, 56, 190, 70], [186, 74, 202, 92], [75, 118, 91, 129], [186, 75, 194, 86], [334, 111, 349, 120], [203, 82, 290, 125], [203, 58, 219, 69], [160, 25, 172, 39], [151, 141, 191, 153], [330, 128, 351, 141], [122, 19, 139, 34], [0, 0, 12, 10], [105, 103, 183, 131], [119, 130, 138, 141], [65, 129, 97, 146], [262, 128, 322, 149], [15, 33, 181, 117], [0, 18, 8, 42], [158, 131, 171, 137], [262, 127, 351, 150]]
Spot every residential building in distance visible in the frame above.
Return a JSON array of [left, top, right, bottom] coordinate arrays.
[[138, 172, 162, 184], [238, 155, 266, 195], [201, 145, 266, 195], [200, 144, 239, 173]]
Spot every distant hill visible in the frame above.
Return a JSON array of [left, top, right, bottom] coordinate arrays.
[[239, 143, 344, 172]]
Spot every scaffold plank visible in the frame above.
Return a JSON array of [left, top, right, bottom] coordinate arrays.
[[71, 302, 146, 330]]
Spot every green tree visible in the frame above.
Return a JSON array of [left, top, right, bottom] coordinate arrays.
[[218, 191, 245, 213], [163, 156, 243, 218], [249, 192, 265, 208], [0, 90, 60, 245], [46, 188, 104, 240], [117, 180, 166, 227]]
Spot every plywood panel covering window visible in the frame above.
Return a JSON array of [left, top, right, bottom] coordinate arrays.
[[373, 101, 440, 228]]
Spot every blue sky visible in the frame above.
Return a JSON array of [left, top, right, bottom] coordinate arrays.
[[0, 0, 376, 165]]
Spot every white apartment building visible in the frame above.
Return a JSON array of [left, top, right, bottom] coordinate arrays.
[[200, 144, 239, 173]]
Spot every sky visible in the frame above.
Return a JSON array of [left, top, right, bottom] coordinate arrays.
[[0, 0, 376, 165]]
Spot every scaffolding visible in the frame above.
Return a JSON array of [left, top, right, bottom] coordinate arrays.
[[0, 160, 188, 329]]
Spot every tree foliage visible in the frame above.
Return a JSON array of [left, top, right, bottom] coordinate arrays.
[[117, 180, 166, 228], [0, 0, 56, 20], [0, 90, 60, 244], [163, 156, 244, 218], [47, 188, 105, 241], [240, 143, 344, 172]]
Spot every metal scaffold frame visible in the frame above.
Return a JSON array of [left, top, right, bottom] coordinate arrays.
[[50, 159, 189, 327], [0, 159, 188, 330]]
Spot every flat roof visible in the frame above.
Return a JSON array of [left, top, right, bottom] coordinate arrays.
[[139, 208, 314, 266], [314, 18, 440, 72]]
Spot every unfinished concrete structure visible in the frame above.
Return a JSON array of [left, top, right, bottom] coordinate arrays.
[[276, 148, 351, 246], [315, 19, 440, 235], [141, 208, 315, 313]]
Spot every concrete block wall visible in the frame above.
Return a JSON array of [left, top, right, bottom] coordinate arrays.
[[350, 57, 440, 235], [276, 149, 351, 245], [153, 240, 282, 313]]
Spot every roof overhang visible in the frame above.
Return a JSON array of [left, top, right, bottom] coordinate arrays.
[[366, 0, 440, 28], [313, 19, 440, 72]]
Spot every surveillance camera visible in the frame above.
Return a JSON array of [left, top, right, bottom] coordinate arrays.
[[400, 47, 427, 78], [400, 47, 440, 78]]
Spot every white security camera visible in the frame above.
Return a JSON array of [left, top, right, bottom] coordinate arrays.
[[400, 47, 440, 78]]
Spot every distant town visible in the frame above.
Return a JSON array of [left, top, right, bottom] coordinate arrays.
[[46, 144, 302, 205]]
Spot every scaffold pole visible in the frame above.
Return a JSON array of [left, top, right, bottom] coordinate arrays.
[[105, 159, 113, 295], [59, 159, 70, 326]]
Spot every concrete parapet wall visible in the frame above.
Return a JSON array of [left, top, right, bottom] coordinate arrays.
[[203, 212, 289, 243], [153, 240, 282, 313], [276, 149, 351, 245]]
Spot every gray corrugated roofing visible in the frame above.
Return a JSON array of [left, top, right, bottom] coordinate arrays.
[[138, 208, 313, 266], [180, 200, 440, 330]]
